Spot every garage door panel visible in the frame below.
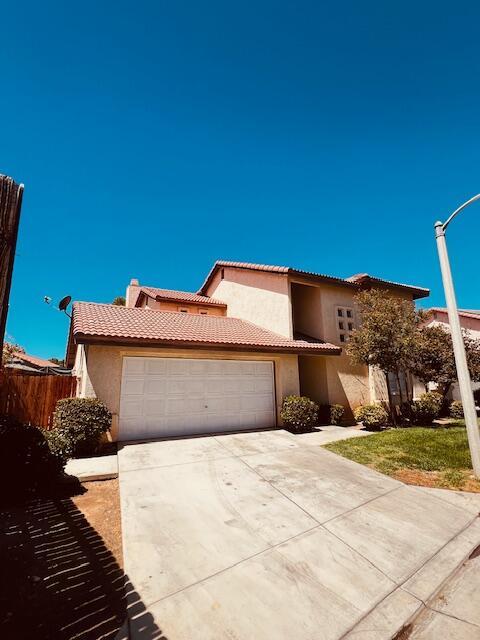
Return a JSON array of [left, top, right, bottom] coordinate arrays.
[[119, 357, 275, 440], [120, 398, 143, 417], [206, 360, 223, 375], [189, 360, 209, 375], [205, 378, 223, 394], [167, 378, 205, 395], [256, 411, 275, 427], [167, 360, 190, 375], [165, 398, 189, 415], [124, 359, 145, 375], [144, 378, 167, 395], [254, 376, 274, 393], [122, 378, 145, 395], [145, 359, 167, 375], [144, 398, 166, 415], [254, 362, 272, 375], [240, 394, 273, 412]]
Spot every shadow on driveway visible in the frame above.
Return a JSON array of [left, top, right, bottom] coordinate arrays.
[[0, 493, 166, 640]]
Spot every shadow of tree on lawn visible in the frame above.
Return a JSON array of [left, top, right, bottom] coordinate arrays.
[[0, 493, 167, 640]]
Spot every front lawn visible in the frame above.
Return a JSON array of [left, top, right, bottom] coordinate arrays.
[[324, 426, 480, 492]]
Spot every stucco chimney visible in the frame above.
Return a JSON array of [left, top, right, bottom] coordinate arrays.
[[126, 278, 140, 307]]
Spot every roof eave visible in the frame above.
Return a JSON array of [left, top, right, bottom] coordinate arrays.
[[73, 333, 341, 356]]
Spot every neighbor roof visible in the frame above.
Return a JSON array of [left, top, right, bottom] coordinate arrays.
[[12, 352, 58, 368], [137, 287, 226, 307], [429, 307, 480, 321], [71, 302, 341, 354], [198, 260, 429, 299]]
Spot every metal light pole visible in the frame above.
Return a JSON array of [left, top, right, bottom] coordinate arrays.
[[435, 194, 480, 477]]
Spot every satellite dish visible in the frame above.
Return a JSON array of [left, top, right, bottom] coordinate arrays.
[[59, 295, 72, 312]]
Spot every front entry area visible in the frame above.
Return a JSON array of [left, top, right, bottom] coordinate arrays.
[[118, 356, 276, 440]]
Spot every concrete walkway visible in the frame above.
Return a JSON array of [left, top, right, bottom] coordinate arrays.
[[117, 427, 480, 640]]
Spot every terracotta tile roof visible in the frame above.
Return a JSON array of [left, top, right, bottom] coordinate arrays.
[[345, 273, 430, 298], [198, 260, 429, 300], [13, 352, 58, 368], [72, 302, 341, 355], [429, 307, 480, 321], [138, 287, 226, 307], [198, 260, 353, 294]]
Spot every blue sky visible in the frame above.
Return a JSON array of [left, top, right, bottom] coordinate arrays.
[[2, 1, 480, 359]]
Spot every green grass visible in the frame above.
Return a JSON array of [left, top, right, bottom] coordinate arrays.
[[324, 427, 477, 486]]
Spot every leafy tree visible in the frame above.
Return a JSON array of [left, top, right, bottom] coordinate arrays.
[[112, 296, 126, 306], [49, 357, 65, 366], [347, 290, 480, 418], [411, 324, 480, 397], [2, 341, 25, 365], [346, 289, 417, 407]]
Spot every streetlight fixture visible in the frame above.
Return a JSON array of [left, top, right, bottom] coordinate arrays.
[[435, 194, 480, 477]]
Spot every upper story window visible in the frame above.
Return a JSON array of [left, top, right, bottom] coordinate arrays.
[[179, 307, 189, 313], [336, 306, 355, 343], [199, 309, 208, 315]]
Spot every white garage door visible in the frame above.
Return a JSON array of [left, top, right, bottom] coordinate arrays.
[[119, 357, 276, 440]]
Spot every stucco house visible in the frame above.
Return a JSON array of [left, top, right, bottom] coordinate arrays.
[[6, 351, 69, 375], [66, 260, 429, 441], [413, 307, 480, 401]]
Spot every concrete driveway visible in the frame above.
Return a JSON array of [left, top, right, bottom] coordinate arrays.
[[118, 427, 480, 640]]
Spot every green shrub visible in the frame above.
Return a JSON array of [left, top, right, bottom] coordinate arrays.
[[330, 404, 345, 425], [318, 404, 345, 425], [410, 392, 443, 425], [354, 404, 389, 429], [53, 398, 111, 458], [450, 400, 464, 419], [0, 416, 66, 505], [280, 395, 319, 432]]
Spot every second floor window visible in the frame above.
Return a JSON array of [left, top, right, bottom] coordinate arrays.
[[336, 306, 355, 343]]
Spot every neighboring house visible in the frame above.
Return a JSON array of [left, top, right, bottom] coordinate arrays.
[[6, 351, 70, 375], [66, 260, 429, 441], [413, 307, 480, 401]]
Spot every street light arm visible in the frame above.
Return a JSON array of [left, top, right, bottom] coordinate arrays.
[[441, 193, 480, 231]]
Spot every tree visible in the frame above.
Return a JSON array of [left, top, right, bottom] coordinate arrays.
[[346, 289, 417, 408], [49, 357, 65, 366], [2, 341, 24, 366], [411, 324, 480, 397], [112, 296, 126, 306]]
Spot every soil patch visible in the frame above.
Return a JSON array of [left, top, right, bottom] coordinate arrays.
[[0, 479, 127, 639]]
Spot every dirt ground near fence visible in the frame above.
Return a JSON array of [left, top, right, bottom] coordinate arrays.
[[0, 479, 127, 640]]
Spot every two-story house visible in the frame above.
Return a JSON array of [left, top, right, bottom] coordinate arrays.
[[67, 260, 429, 441]]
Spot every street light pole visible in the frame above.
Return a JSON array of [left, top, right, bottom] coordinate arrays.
[[435, 193, 480, 477]]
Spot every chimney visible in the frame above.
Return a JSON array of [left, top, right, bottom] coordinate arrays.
[[126, 278, 140, 307]]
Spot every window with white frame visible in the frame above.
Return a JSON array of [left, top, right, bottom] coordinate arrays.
[[336, 306, 355, 343]]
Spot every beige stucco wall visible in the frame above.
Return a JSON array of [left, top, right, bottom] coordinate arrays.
[[291, 279, 417, 414], [138, 298, 225, 316], [205, 267, 293, 338], [78, 344, 300, 441]]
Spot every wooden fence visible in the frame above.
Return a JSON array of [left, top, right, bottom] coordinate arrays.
[[0, 370, 77, 429]]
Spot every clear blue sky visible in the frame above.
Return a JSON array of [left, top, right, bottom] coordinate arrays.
[[2, 1, 480, 359]]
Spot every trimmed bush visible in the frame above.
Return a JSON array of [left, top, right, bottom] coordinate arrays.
[[330, 404, 345, 425], [53, 398, 111, 458], [280, 395, 319, 432], [409, 391, 443, 425], [354, 404, 389, 429], [0, 416, 67, 505], [450, 400, 464, 419], [318, 404, 345, 425]]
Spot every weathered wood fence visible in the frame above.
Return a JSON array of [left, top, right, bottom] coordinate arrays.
[[0, 370, 76, 429]]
